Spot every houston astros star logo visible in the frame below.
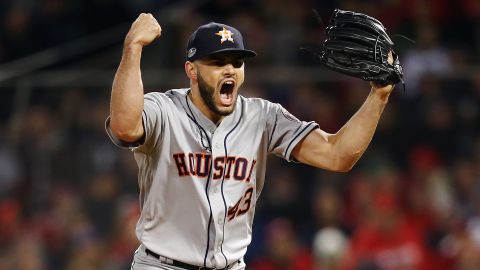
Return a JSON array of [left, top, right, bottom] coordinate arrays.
[[215, 27, 234, 43]]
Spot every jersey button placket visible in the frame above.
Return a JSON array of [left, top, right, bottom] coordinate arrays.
[[209, 192, 225, 262], [209, 132, 227, 264]]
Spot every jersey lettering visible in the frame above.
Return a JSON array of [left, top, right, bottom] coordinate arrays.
[[213, 157, 225, 180], [224, 156, 236, 179], [234, 158, 247, 180], [172, 153, 257, 182], [188, 153, 196, 175], [196, 153, 212, 177], [246, 160, 256, 182], [173, 153, 189, 176]]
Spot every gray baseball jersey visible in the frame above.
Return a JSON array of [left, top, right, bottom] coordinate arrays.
[[106, 88, 318, 269]]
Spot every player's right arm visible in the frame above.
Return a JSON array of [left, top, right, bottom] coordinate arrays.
[[109, 13, 161, 142]]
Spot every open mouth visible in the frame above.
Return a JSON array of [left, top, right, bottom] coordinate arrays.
[[220, 80, 235, 106]]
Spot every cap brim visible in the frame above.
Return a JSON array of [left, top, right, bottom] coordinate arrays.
[[191, 48, 257, 61], [211, 48, 257, 58]]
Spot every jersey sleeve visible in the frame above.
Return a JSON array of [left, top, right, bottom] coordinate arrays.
[[266, 102, 319, 161], [105, 92, 164, 153]]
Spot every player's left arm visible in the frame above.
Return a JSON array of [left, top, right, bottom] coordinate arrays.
[[291, 83, 394, 172]]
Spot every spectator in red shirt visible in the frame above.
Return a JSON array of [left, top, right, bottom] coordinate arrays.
[[349, 191, 434, 270]]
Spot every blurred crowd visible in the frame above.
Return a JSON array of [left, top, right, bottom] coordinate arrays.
[[2, 0, 480, 269]]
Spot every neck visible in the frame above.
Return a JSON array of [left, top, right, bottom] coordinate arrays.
[[189, 87, 223, 125]]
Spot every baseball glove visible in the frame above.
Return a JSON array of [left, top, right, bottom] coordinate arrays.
[[318, 9, 403, 86]]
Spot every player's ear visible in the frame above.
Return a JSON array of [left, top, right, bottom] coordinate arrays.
[[185, 61, 197, 80]]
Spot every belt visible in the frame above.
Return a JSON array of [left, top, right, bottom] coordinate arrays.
[[145, 248, 239, 270]]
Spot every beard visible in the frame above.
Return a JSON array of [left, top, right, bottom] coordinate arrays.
[[197, 72, 235, 116]]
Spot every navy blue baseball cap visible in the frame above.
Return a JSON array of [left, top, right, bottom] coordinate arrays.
[[186, 22, 257, 62]]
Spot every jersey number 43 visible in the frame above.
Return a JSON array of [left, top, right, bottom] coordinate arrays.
[[227, 187, 254, 221]]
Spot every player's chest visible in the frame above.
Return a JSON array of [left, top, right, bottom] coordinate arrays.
[[169, 112, 262, 155], [167, 116, 262, 182]]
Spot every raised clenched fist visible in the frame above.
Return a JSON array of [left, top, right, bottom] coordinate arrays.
[[124, 13, 162, 47]]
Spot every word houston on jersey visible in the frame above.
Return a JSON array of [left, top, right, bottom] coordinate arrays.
[[173, 153, 256, 182]]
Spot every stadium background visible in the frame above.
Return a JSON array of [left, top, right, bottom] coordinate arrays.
[[1, 0, 480, 269]]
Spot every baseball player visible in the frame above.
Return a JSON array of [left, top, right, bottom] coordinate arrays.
[[106, 13, 395, 270]]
